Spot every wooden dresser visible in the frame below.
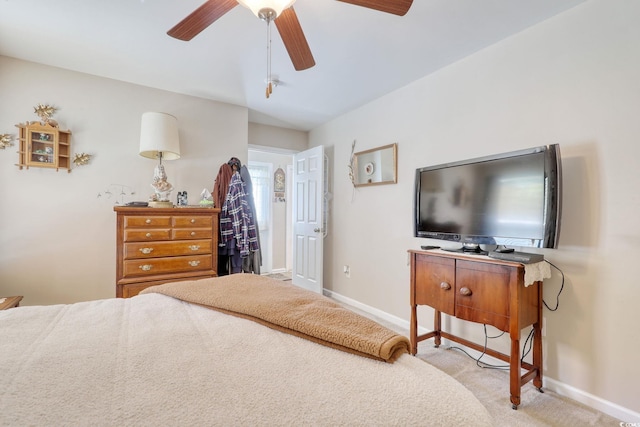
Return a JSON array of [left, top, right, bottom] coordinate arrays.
[[408, 249, 543, 409], [114, 206, 220, 298]]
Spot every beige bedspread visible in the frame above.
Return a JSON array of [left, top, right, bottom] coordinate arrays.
[[141, 274, 409, 362], [0, 282, 493, 426]]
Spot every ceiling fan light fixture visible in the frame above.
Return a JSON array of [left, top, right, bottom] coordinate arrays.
[[237, 0, 296, 20]]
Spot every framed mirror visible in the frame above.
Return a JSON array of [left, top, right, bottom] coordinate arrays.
[[353, 143, 397, 187]]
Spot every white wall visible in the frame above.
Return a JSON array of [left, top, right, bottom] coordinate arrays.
[[310, 0, 640, 418], [0, 56, 248, 305], [248, 122, 307, 152]]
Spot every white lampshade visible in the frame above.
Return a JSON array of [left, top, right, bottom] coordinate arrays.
[[139, 112, 181, 160], [237, 0, 296, 18]]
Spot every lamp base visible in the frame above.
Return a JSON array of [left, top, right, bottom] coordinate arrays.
[[148, 201, 174, 208]]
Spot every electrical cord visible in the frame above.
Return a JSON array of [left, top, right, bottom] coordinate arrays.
[[446, 259, 564, 369], [449, 325, 536, 370], [543, 260, 564, 311]]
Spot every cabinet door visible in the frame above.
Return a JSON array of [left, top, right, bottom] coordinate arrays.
[[27, 130, 56, 167], [414, 254, 455, 316], [455, 260, 511, 331]]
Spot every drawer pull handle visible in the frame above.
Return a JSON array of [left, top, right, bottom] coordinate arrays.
[[459, 287, 472, 296], [145, 233, 152, 238], [189, 245, 200, 251], [190, 219, 196, 223], [145, 219, 152, 224], [188, 260, 201, 267], [190, 231, 196, 236], [139, 247, 154, 254], [139, 264, 153, 271], [440, 282, 451, 290]]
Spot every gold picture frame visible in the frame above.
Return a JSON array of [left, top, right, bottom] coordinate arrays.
[[352, 143, 398, 187]]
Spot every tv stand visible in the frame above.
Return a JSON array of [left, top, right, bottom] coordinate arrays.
[[408, 249, 543, 409]]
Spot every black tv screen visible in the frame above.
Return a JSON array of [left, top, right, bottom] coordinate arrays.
[[414, 144, 562, 249]]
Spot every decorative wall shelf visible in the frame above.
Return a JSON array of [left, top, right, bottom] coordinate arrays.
[[15, 121, 72, 172]]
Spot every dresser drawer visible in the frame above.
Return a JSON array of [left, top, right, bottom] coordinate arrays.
[[123, 240, 212, 260], [172, 216, 212, 228], [124, 229, 171, 242], [123, 255, 212, 278], [124, 216, 171, 228], [172, 228, 212, 240]]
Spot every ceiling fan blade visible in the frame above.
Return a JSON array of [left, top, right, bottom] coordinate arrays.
[[274, 7, 316, 71], [167, 0, 238, 41], [337, 0, 413, 16]]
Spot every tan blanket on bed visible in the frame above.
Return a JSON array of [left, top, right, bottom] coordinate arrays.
[[141, 274, 410, 362]]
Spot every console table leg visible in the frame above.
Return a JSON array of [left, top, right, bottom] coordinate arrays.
[[533, 282, 544, 390], [533, 322, 543, 390], [410, 304, 418, 355], [433, 310, 441, 347], [510, 337, 521, 409]]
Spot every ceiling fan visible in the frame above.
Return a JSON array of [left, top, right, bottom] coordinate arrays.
[[168, 0, 413, 96]]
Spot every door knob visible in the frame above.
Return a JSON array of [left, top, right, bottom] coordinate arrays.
[[314, 228, 321, 233]]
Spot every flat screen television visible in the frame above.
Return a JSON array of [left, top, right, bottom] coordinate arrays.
[[413, 144, 562, 251]]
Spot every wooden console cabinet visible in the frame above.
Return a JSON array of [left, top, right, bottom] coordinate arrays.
[[115, 206, 220, 298], [409, 249, 543, 409]]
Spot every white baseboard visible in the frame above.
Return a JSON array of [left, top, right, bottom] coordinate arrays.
[[323, 289, 639, 423], [264, 268, 287, 274], [543, 377, 639, 422]]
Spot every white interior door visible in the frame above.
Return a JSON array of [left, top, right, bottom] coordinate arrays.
[[292, 146, 324, 293]]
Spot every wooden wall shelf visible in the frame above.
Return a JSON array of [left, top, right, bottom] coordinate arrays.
[[15, 121, 72, 172]]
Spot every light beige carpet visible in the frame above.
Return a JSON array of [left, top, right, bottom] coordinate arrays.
[[337, 301, 622, 427], [415, 343, 621, 426], [263, 272, 292, 281]]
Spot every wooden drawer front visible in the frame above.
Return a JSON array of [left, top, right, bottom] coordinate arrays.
[[124, 229, 171, 242], [455, 260, 511, 331], [124, 216, 171, 228], [123, 255, 212, 278], [172, 228, 212, 240], [173, 216, 212, 228], [123, 240, 212, 260], [121, 282, 156, 298], [414, 254, 455, 316]]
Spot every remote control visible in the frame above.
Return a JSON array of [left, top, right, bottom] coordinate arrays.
[[420, 245, 440, 250]]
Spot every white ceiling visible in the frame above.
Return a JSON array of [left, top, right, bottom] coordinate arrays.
[[0, 0, 585, 131]]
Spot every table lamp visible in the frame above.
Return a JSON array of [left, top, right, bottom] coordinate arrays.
[[139, 112, 181, 208]]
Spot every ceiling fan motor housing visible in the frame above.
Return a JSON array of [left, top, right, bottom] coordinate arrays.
[[237, 0, 296, 20], [258, 8, 277, 22]]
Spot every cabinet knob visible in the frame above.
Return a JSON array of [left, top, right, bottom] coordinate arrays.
[[190, 231, 196, 236], [459, 287, 472, 296], [139, 247, 154, 254], [145, 233, 152, 238], [139, 264, 153, 271], [145, 219, 152, 224], [188, 260, 201, 267], [190, 219, 196, 223], [189, 245, 200, 251], [440, 282, 451, 290]]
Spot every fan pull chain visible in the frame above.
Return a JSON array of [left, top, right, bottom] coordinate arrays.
[[265, 20, 273, 99]]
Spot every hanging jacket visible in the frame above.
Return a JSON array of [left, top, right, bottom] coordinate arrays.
[[220, 172, 259, 257], [213, 163, 233, 209], [240, 165, 262, 273]]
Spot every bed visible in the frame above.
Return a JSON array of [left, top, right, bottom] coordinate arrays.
[[1, 274, 492, 426]]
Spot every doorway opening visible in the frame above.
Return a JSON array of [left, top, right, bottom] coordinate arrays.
[[248, 147, 294, 275]]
